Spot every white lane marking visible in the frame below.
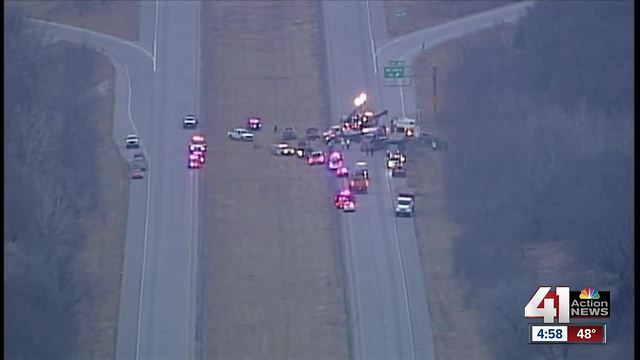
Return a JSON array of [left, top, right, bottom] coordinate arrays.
[[186, 172, 197, 360], [127, 61, 152, 360], [190, 3, 201, 358], [374, 0, 535, 56], [343, 206, 364, 360], [365, 0, 377, 74], [153, 0, 159, 71], [384, 165, 416, 360], [28, 18, 154, 62]]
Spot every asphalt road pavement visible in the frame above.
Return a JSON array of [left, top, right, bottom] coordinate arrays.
[[322, 3, 433, 359], [322, 1, 536, 359]]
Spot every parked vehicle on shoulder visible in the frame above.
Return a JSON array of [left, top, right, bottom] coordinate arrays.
[[125, 134, 140, 149], [132, 152, 147, 171], [131, 161, 144, 179]]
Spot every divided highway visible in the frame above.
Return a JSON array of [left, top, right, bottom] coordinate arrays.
[[322, 1, 535, 359], [30, 1, 535, 359]]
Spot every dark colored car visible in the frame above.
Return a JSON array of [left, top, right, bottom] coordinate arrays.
[[282, 127, 297, 141], [305, 127, 320, 141]]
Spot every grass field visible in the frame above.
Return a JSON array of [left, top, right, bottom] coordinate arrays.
[[201, 2, 348, 359], [5, 0, 139, 41], [70, 50, 130, 359], [3, 2, 137, 357]]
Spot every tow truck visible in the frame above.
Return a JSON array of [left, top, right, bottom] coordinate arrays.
[[344, 109, 388, 131]]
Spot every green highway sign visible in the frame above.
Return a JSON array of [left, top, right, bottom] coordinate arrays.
[[389, 60, 405, 66], [394, 9, 407, 17], [384, 66, 405, 79]]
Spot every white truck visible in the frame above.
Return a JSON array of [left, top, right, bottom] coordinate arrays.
[[391, 117, 419, 137], [395, 190, 415, 217]]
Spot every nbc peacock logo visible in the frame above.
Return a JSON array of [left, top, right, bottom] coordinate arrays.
[[579, 288, 600, 300]]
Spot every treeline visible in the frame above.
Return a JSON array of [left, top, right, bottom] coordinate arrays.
[[436, 1, 633, 359], [4, 9, 101, 359]]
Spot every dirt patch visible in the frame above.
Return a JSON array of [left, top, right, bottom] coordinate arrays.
[[70, 50, 129, 359], [5, 0, 139, 41], [383, 0, 514, 37], [201, 2, 348, 359]]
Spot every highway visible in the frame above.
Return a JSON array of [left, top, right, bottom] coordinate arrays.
[[29, 1, 203, 359], [321, 1, 535, 359], [28, 1, 536, 359]]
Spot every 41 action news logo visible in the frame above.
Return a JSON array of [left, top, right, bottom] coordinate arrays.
[[524, 286, 610, 323]]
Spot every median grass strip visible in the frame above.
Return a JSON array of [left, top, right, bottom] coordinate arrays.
[[201, 2, 348, 359]]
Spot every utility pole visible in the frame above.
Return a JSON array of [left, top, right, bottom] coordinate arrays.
[[432, 66, 438, 115]]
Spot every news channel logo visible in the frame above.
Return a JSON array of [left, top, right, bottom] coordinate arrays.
[[524, 286, 610, 323]]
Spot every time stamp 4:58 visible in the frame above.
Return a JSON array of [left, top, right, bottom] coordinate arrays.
[[530, 324, 607, 344]]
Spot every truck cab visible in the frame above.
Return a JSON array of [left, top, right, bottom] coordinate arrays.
[[349, 173, 369, 193], [391, 117, 418, 137], [395, 190, 415, 217]]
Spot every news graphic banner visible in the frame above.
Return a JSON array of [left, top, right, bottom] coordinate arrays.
[[524, 287, 609, 344]]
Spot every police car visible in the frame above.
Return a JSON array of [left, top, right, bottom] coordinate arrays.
[[247, 117, 262, 130]]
